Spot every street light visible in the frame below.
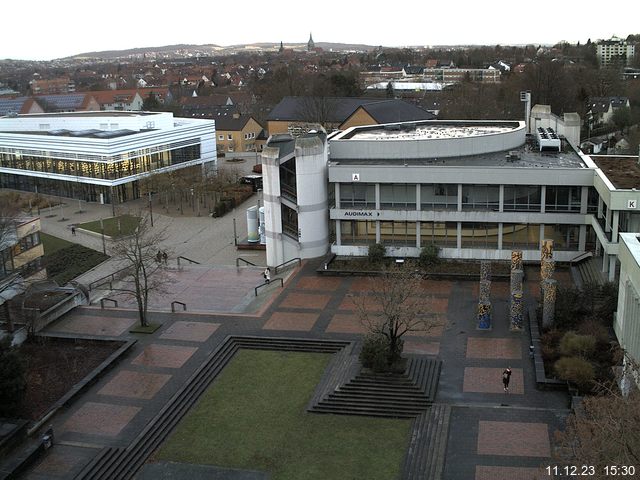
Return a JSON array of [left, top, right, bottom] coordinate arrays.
[[148, 191, 154, 227]]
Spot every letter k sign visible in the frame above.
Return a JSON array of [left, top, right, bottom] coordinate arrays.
[[629, 200, 637, 209]]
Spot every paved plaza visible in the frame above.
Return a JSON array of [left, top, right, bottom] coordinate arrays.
[[15, 256, 575, 480]]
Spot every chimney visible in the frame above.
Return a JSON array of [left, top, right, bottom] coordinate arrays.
[[233, 112, 240, 119]]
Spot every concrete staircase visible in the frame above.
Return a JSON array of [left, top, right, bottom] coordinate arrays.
[[576, 257, 605, 286]]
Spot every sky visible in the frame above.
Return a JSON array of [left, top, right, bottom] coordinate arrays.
[[1, 0, 638, 61]]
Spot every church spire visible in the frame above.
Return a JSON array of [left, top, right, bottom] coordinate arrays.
[[307, 33, 315, 52]]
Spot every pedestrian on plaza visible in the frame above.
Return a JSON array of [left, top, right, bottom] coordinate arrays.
[[162, 251, 168, 265], [71, 226, 76, 236], [502, 367, 512, 393], [156, 250, 162, 263], [263, 267, 271, 284]]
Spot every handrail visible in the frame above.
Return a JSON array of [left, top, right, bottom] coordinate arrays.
[[236, 257, 258, 267], [177, 256, 200, 267], [100, 298, 118, 309], [274, 257, 301, 275], [89, 266, 130, 291], [255, 277, 284, 296], [171, 301, 187, 312]]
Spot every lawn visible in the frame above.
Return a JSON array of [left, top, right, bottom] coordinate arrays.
[[156, 349, 411, 480], [40, 233, 109, 285], [77, 214, 140, 237]]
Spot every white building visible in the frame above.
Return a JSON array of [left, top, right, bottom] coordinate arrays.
[[0, 111, 216, 204], [261, 112, 640, 283], [596, 37, 636, 67]]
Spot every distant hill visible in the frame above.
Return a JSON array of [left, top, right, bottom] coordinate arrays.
[[66, 42, 377, 60]]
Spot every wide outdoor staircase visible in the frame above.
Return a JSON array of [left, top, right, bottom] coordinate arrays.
[[309, 357, 441, 418], [401, 404, 451, 480], [575, 257, 606, 286], [74, 336, 349, 480]]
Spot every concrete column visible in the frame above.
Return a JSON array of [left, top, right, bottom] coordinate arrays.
[[605, 206, 612, 233], [416, 221, 421, 248], [457, 222, 462, 250], [603, 253, 609, 274], [579, 224, 587, 251], [539, 224, 545, 249], [499, 185, 504, 213], [498, 223, 503, 250], [595, 237, 601, 256], [612, 210, 620, 243], [540, 185, 546, 213], [335, 220, 341, 246], [457, 184, 463, 212], [598, 197, 603, 218], [335, 183, 340, 209], [415, 184, 421, 211], [609, 255, 617, 282], [376, 220, 380, 243], [580, 186, 589, 215], [375, 183, 380, 210]]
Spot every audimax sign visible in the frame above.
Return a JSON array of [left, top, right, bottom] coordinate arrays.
[[343, 210, 380, 217]]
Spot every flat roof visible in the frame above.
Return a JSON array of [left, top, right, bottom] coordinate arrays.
[[13, 111, 160, 118], [344, 121, 520, 141], [330, 140, 587, 169], [591, 156, 640, 189], [0, 128, 144, 139]]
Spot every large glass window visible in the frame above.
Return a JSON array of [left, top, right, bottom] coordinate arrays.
[[461, 185, 499, 211], [503, 185, 541, 212], [460, 223, 499, 248], [279, 159, 297, 201], [421, 184, 457, 210], [339, 183, 375, 208], [380, 184, 416, 209], [502, 223, 540, 249], [380, 221, 415, 246], [281, 204, 298, 239], [421, 222, 457, 247], [544, 224, 580, 251], [545, 186, 581, 212], [587, 187, 598, 214], [340, 220, 376, 245]]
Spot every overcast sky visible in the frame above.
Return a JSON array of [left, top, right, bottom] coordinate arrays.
[[2, 0, 638, 61]]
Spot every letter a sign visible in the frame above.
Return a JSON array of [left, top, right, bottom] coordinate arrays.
[[352, 173, 360, 182]]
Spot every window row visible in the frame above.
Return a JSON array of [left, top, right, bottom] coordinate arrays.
[[13, 232, 41, 256], [0, 145, 201, 181], [339, 221, 580, 250], [338, 183, 592, 213]]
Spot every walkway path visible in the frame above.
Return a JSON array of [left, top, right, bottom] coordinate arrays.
[[19, 260, 573, 480]]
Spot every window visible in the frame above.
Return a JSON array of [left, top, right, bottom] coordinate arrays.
[[462, 185, 499, 211], [502, 224, 540, 249], [339, 183, 375, 208], [421, 184, 457, 210], [340, 220, 376, 245], [503, 185, 541, 212], [218, 134, 224, 141], [380, 221, 415, 246], [227, 134, 233, 140], [460, 223, 499, 248], [281, 204, 298, 239], [545, 186, 581, 212], [380, 184, 416, 209], [421, 222, 457, 247], [544, 224, 579, 251]]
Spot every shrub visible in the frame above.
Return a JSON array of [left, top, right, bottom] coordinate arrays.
[[0, 339, 27, 416], [559, 331, 596, 358], [578, 318, 610, 344], [368, 243, 386, 265], [360, 334, 390, 373], [554, 356, 595, 390], [418, 244, 440, 268]]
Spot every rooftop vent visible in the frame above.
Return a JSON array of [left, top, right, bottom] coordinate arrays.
[[536, 127, 561, 152]]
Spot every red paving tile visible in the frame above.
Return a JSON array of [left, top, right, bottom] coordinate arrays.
[[348, 277, 381, 292], [98, 370, 171, 399], [159, 321, 220, 342], [429, 297, 448, 314], [48, 315, 136, 336], [31, 446, 91, 476], [466, 338, 522, 359], [477, 421, 550, 457], [63, 402, 140, 437], [471, 281, 511, 299], [338, 295, 382, 312], [476, 466, 547, 480], [406, 317, 446, 338], [263, 311, 319, 331], [131, 344, 197, 369], [420, 279, 453, 296], [404, 340, 440, 355], [325, 314, 366, 334], [463, 367, 524, 394], [279, 292, 331, 310], [295, 276, 344, 291]]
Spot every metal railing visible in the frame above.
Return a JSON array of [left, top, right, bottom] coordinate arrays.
[[171, 301, 187, 312], [177, 256, 200, 267], [255, 277, 283, 296], [89, 266, 130, 291], [100, 298, 119, 309], [236, 257, 258, 267], [274, 257, 301, 275]]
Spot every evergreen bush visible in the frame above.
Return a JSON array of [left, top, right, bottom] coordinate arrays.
[[367, 243, 386, 265]]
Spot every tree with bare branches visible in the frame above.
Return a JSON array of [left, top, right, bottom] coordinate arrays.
[[111, 214, 169, 327], [0, 203, 24, 334], [352, 267, 440, 369]]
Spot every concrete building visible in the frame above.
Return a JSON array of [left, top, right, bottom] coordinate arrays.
[[596, 37, 636, 67], [261, 108, 640, 285], [0, 111, 216, 204]]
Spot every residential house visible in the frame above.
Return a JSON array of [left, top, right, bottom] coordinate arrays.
[[215, 113, 264, 153], [30, 77, 75, 95], [0, 97, 45, 116], [33, 93, 100, 112], [89, 90, 145, 111], [588, 96, 631, 127], [596, 37, 636, 67], [266, 97, 435, 135]]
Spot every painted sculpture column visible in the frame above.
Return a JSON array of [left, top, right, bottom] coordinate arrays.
[[542, 279, 557, 328], [510, 291, 524, 330], [477, 261, 492, 330]]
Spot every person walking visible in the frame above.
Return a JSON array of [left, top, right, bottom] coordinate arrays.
[[263, 267, 271, 284], [71, 226, 76, 236], [162, 251, 168, 265], [502, 367, 512, 393]]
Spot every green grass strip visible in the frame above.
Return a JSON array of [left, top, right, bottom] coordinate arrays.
[[157, 349, 411, 480]]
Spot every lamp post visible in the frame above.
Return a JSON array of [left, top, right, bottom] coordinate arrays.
[[148, 191, 154, 227]]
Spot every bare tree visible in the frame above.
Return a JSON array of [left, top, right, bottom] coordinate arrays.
[[111, 214, 169, 327], [0, 202, 23, 333], [352, 266, 441, 366]]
